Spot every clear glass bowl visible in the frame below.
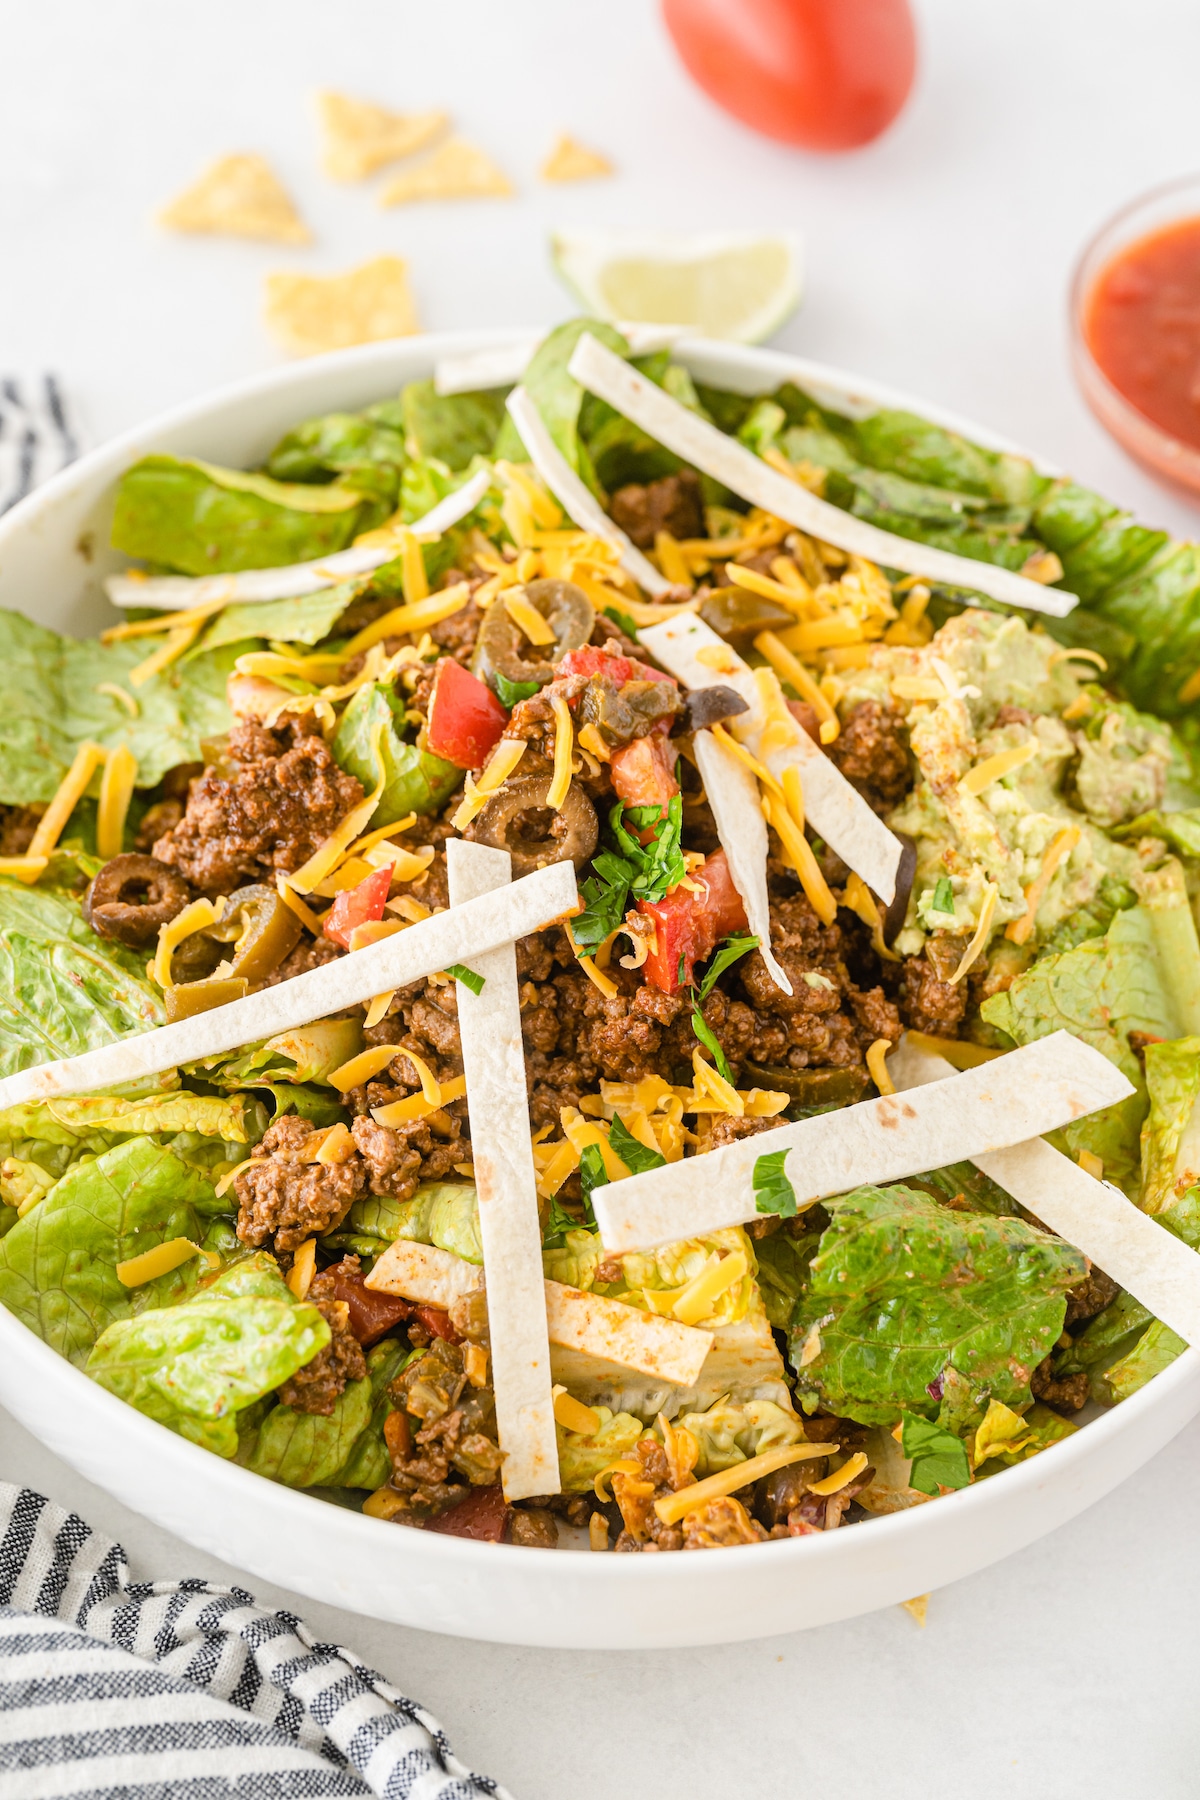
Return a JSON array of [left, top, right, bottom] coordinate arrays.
[[1071, 173, 1200, 499]]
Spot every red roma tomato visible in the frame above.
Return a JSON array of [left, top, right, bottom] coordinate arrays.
[[425, 1484, 510, 1542], [610, 733, 680, 821], [323, 863, 393, 949], [639, 849, 749, 993], [557, 647, 674, 686], [425, 657, 509, 770], [661, 0, 916, 151]]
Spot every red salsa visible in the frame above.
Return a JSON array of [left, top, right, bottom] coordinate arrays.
[[1086, 216, 1200, 450]]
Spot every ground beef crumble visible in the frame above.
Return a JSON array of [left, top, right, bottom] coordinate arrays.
[[608, 471, 705, 549], [234, 1114, 365, 1255], [898, 932, 966, 1036], [153, 717, 364, 895], [828, 700, 913, 815], [277, 1296, 367, 1415]]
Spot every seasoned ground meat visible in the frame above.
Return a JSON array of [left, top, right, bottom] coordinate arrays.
[[828, 700, 912, 814], [1031, 1356, 1089, 1414], [0, 805, 43, 857], [508, 1507, 559, 1548], [1064, 1267, 1121, 1329], [234, 1114, 365, 1255], [707, 1113, 790, 1151], [738, 893, 899, 1069], [277, 1296, 368, 1415], [153, 718, 364, 896], [134, 798, 183, 853], [608, 470, 705, 550], [257, 932, 342, 989], [378, 1337, 505, 1522], [428, 595, 483, 663], [350, 1111, 466, 1200], [898, 933, 966, 1036]]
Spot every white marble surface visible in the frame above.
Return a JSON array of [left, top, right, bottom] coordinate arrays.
[[4, 1, 1200, 1793]]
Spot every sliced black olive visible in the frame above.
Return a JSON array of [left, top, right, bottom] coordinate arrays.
[[471, 579, 595, 690], [700, 588, 796, 643], [882, 832, 918, 946], [465, 774, 598, 876], [82, 854, 192, 947], [685, 685, 750, 733]]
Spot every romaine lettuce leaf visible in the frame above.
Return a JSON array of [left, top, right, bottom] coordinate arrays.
[[1139, 1038, 1200, 1247], [518, 318, 632, 498], [400, 381, 507, 471], [788, 1183, 1086, 1428], [674, 1397, 805, 1477], [0, 1137, 226, 1365], [194, 586, 359, 655], [332, 682, 460, 825], [1093, 1317, 1185, 1404], [264, 400, 408, 507], [749, 1229, 819, 1329], [324, 1183, 482, 1264], [236, 1339, 406, 1488], [111, 455, 385, 576], [0, 876, 165, 1081], [556, 1405, 643, 1494], [87, 1258, 328, 1457], [0, 609, 237, 805], [0, 1092, 261, 1206], [981, 903, 1178, 1191]]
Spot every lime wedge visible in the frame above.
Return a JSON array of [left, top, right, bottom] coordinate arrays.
[[550, 229, 802, 343]]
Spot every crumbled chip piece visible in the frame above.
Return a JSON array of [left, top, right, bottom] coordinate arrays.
[[318, 90, 447, 181], [264, 255, 419, 357], [540, 134, 613, 183], [159, 154, 311, 244], [379, 136, 512, 207]]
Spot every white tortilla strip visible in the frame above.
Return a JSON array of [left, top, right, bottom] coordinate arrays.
[[434, 325, 685, 398], [567, 332, 1079, 618], [445, 839, 560, 1501], [365, 1237, 484, 1309], [692, 727, 791, 994], [590, 1031, 1135, 1253], [543, 1282, 710, 1387], [890, 1038, 1200, 1350], [551, 1309, 792, 1422], [504, 387, 672, 598], [368, 1238, 716, 1389], [104, 467, 494, 611], [640, 611, 903, 904], [0, 858, 577, 1111]]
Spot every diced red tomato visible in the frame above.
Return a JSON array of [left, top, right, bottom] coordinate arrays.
[[610, 733, 680, 827], [412, 1304, 460, 1342], [323, 864, 394, 949], [425, 1483, 510, 1542], [557, 646, 674, 687], [639, 849, 749, 994], [323, 1260, 413, 1347], [425, 657, 509, 769]]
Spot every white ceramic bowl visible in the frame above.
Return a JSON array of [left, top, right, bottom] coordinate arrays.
[[2, 331, 1197, 1648]]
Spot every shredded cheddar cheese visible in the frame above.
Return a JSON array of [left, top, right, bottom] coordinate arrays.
[[372, 1075, 467, 1127], [725, 562, 807, 615], [287, 1237, 317, 1300], [128, 622, 204, 687], [754, 667, 802, 757], [341, 583, 471, 656], [1048, 647, 1107, 672], [958, 740, 1039, 797], [115, 1238, 200, 1288], [842, 871, 899, 963], [1005, 825, 1081, 946], [0, 855, 48, 885], [346, 919, 407, 951], [949, 881, 999, 985], [96, 744, 138, 861], [708, 724, 785, 806], [387, 895, 431, 922], [504, 590, 557, 646], [314, 1122, 356, 1165], [865, 1038, 895, 1095], [560, 1107, 628, 1181], [330, 1045, 402, 1092], [764, 794, 837, 926], [452, 736, 527, 831], [577, 722, 610, 764], [690, 1048, 743, 1117], [28, 741, 107, 859], [276, 876, 325, 935], [552, 1386, 601, 1436], [654, 1443, 832, 1526], [94, 681, 139, 717], [287, 720, 388, 892], [671, 1248, 747, 1326], [808, 1450, 870, 1496], [1078, 1149, 1105, 1180], [754, 630, 839, 743], [363, 990, 396, 1030], [547, 692, 575, 810]]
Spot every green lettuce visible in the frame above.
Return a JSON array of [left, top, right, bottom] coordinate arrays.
[[0, 1092, 261, 1209], [324, 1182, 482, 1264], [192, 1018, 363, 1091], [513, 318, 632, 497], [193, 586, 359, 655], [111, 455, 386, 576], [332, 682, 460, 825], [0, 609, 237, 806], [0, 876, 165, 1081], [556, 1406, 643, 1493], [0, 1137, 227, 1365], [788, 1183, 1086, 1429], [1139, 1039, 1200, 1246], [236, 1339, 407, 1488], [981, 903, 1178, 1191], [674, 1397, 805, 1477], [1093, 1317, 1186, 1404], [401, 381, 507, 470], [88, 1257, 327, 1457], [264, 399, 408, 507], [1052, 1289, 1154, 1392], [751, 1229, 819, 1329]]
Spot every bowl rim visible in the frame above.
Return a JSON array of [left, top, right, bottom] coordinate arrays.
[[0, 324, 1194, 1586], [1069, 171, 1200, 480]]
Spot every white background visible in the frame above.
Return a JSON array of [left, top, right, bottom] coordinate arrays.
[[4, 1, 1200, 1794]]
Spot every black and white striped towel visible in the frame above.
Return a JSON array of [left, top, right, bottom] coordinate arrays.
[[0, 375, 84, 514], [0, 1482, 511, 1799]]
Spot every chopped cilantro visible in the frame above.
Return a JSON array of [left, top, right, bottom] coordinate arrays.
[[542, 1193, 579, 1250], [697, 933, 760, 1000], [572, 790, 686, 948], [609, 1113, 666, 1174], [578, 1143, 608, 1212], [603, 603, 640, 641], [691, 1008, 733, 1084], [444, 963, 485, 995], [930, 876, 955, 917], [899, 1414, 972, 1495], [493, 671, 542, 708], [753, 1148, 797, 1218]]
